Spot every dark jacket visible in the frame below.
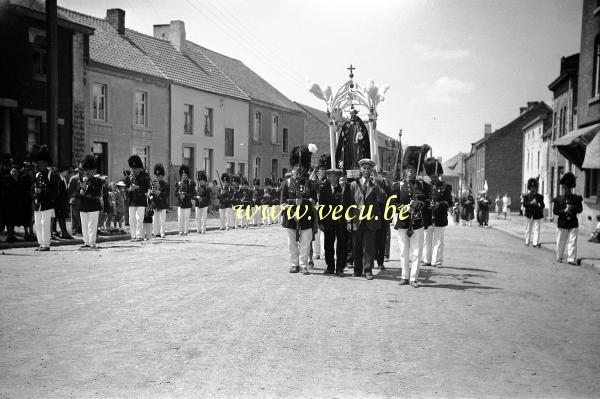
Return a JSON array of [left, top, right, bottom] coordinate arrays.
[[522, 192, 545, 220], [390, 178, 431, 230], [346, 178, 386, 231], [218, 186, 235, 209], [318, 182, 350, 230], [176, 179, 195, 209], [80, 176, 103, 213], [128, 171, 151, 207], [154, 180, 170, 210], [68, 174, 82, 205], [431, 181, 453, 227], [553, 193, 583, 229], [32, 169, 58, 212], [280, 174, 318, 231], [54, 174, 70, 218], [195, 184, 211, 208]]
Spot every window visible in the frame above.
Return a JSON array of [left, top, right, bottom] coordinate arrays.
[[253, 111, 261, 141], [204, 107, 213, 136], [184, 104, 193, 134], [585, 169, 599, 198], [537, 151, 540, 171], [271, 115, 279, 143], [282, 128, 289, 153], [225, 128, 234, 157], [133, 146, 149, 169], [134, 91, 147, 127], [92, 83, 107, 121], [238, 163, 245, 177], [253, 157, 261, 178], [33, 48, 46, 80], [93, 142, 108, 175], [203, 148, 213, 181], [183, 146, 194, 176], [550, 166, 555, 197], [593, 36, 600, 98], [271, 159, 278, 178], [26, 116, 41, 152], [226, 162, 235, 175]]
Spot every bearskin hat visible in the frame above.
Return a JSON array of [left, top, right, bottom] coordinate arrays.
[[424, 157, 443, 176], [221, 173, 230, 183], [81, 155, 96, 170], [253, 178, 261, 186], [317, 154, 331, 170], [197, 170, 207, 182], [128, 155, 143, 169], [231, 175, 240, 184], [241, 178, 249, 186], [290, 145, 313, 170], [527, 177, 538, 190], [31, 145, 52, 165], [179, 164, 190, 177], [559, 172, 576, 188], [153, 163, 165, 176], [401, 145, 430, 173]]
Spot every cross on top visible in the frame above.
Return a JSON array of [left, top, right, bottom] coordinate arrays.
[[347, 64, 355, 78]]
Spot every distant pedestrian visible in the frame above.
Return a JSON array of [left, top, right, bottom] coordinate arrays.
[[552, 172, 582, 265], [494, 194, 502, 218], [68, 164, 83, 235], [501, 193, 511, 219], [460, 190, 474, 226], [477, 190, 490, 227], [31, 146, 58, 251], [522, 178, 545, 248]]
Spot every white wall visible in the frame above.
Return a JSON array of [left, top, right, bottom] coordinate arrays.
[[522, 120, 549, 206]]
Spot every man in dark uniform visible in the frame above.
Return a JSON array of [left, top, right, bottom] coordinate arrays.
[[218, 173, 235, 230], [31, 145, 59, 251], [552, 172, 583, 264], [476, 190, 491, 227], [422, 157, 453, 267], [127, 155, 151, 241], [522, 178, 544, 247], [68, 163, 83, 235], [230, 175, 242, 229], [281, 145, 318, 275], [175, 165, 195, 235], [53, 164, 72, 239], [194, 171, 211, 234], [252, 178, 264, 227], [239, 178, 253, 229], [319, 168, 348, 276], [151, 164, 170, 238], [391, 145, 431, 287]]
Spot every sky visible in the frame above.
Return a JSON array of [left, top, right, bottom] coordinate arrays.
[[57, 0, 583, 162]]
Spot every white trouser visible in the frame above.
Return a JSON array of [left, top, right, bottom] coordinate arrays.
[[264, 205, 272, 224], [424, 226, 445, 265], [253, 206, 262, 226], [152, 209, 167, 237], [272, 205, 280, 223], [398, 227, 424, 282], [80, 211, 99, 245], [313, 228, 322, 257], [178, 207, 191, 233], [195, 206, 208, 233], [219, 208, 235, 229], [34, 209, 53, 247], [287, 228, 313, 268], [525, 217, 541, 246], [128, 206, 144, 239], [556, 228, 578, 263]]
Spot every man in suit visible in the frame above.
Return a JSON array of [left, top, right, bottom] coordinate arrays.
[[374, 170, 391, 270], [346, 158, 386, 280], [319, 168, 348, 276]]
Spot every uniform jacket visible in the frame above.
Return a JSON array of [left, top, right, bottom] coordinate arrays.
[[553, 193, 583, 229], [280, 173, 318, 231], [176, 179, 195, 209], [522, 192, 544, 219], [477, 195, 491, 212], [195, 184, 211, 208], [238, 187, 254, 206], [346, 177, 386, 231], [431, 181, 453, 227], [390, 178, 431, 230], [128, 171, 151, 207], [252, 187, 264, 207], [80, 176, 103, 213], [154, 180, 170, 210], [55, 174, 70, 218], [218, 186, 235, 209], [32, 169, 58, 211], [68, 173, 82, 205]]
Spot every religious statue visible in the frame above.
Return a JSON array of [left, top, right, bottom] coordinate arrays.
[[335, 109, 370, 171]]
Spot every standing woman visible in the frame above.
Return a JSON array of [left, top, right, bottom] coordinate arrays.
[[127, 155, 150, 241], [501, 192, 511, 220], [79, 155, 103, 249], [152, 163, 170, 238], [176, 165, 195, 235], [494, 194, 502, 219], [194, 171, 211, 234]]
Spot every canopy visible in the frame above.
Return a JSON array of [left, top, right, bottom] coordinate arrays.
[[582, 131, 600, 169], [553, 123, 600, 168]]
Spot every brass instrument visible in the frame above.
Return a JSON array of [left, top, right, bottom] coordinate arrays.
[[406, 180, 416, 237]]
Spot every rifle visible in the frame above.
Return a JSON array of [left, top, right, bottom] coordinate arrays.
[[215, 169, 224, 190]]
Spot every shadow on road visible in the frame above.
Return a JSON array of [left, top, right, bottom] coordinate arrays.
[[423, 283, 501, 291], [442, 266, 497, 273]]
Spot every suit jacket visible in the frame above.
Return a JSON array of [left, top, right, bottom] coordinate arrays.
[[318, 182, 349, 230], [346, 178, 385, 231]]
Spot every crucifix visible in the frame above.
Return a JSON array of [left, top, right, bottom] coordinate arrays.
[[347, 64, 355, 78]]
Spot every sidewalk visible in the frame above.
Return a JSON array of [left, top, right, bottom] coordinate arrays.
[[0, 209, 279, 251], [486, 212, 600, 270]]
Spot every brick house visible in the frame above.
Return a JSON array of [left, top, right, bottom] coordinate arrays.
[[464, 102, 552, 205], [195, 46, 305, 182], [60, 8, 170, 182], [0, 0, 93, 167], [295, 102, 333, 164]]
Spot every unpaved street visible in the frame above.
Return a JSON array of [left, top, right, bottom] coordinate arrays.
[[1, 224, 599, 398]]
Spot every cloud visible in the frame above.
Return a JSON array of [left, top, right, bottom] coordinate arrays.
[[425, 77, 475, 104], [415, 44, 471, 60]]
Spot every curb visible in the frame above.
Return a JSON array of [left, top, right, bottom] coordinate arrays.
[[490, 224, 599, 272]]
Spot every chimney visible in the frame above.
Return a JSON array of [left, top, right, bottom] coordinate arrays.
[[106, 9, 125, 35], [520, 106, 528, 114], [527, 101, 538, 108], [484, 123, 492, 137], [153, 20, 186, 52]]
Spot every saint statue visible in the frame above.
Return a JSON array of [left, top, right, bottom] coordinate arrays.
[[335, 109, 370, 171]]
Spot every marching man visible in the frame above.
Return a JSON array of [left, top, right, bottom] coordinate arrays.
[[280, 144, 318, 275], [422, 157, 453, 267], [217, 173, 235, 230], [552, 172, 583, 264], [522, 178, 545, 247], [78, 155, 103, 249], [151, 164, 170, 238], [31, 145, 58, 251], [127, 155, 151, 242], [194, 171, 211, 234]]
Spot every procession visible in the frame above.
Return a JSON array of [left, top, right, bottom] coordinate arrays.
[[1, 0, 600, 398]]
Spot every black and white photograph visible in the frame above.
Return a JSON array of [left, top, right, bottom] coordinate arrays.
[[0, 0, 599, 397]]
